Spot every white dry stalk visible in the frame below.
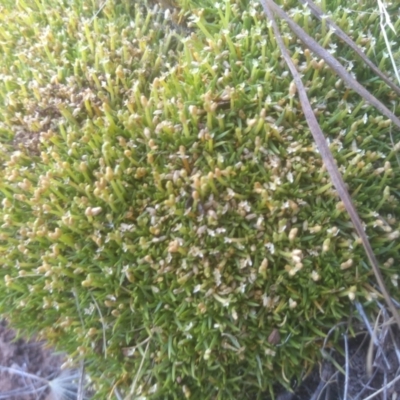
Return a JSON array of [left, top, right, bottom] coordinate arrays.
[[124, 337, 152, 400], [90, 0, 108, 23], [89, 291, 108, 359], [377, 0, 400, 84], [342, 334, 349, 400], [366, 308, 385, 378], [363, 373, 400, 400], [72, 289, 87, 400]]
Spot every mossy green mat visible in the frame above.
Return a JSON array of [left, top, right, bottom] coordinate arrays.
[[0, 0, 399, 398]]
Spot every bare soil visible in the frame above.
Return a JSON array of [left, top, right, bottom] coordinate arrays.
[[276, 326, 400, 400], [0, 319, 74, 400], [1, 318, 400, 400]]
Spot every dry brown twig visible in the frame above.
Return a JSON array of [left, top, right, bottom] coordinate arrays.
[[258, 0, 400, 330]]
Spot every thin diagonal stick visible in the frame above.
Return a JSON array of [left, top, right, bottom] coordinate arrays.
[[72, 287, 87, 400], [343, 333, 349, 400], [362, 372, 400, 400]]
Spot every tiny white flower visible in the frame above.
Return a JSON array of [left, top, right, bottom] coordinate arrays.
[[204, 348, 212, 360], [311, 270, 320, 281], [289, 298, 297, 309], [193, 284, 202, 293], [265, 242, 275, 254]]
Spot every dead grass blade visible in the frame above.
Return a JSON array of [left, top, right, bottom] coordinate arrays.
[[258, 0, 400, 330]]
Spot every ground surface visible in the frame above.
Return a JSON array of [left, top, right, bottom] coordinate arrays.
[[0, 319, 82, 400], [1, 317, 400, 400], [277, 325, 400, 400]]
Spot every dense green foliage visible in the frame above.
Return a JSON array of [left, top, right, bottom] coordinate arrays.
[[0, 0, 400, 398]]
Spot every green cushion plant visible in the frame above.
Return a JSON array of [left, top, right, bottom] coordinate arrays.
[[0, 0, 400, 398]]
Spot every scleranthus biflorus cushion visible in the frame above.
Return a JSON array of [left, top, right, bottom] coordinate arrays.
[[0, 0, 400, 398]]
